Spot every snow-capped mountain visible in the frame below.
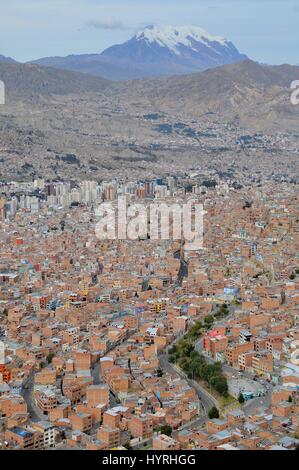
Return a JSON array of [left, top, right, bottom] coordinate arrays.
[[137, 25, 229, 53], [32, 25, 247, 80], [101, 25, 247, 72]]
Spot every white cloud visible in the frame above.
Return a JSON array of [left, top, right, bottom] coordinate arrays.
[[86, 19, 129, 31]]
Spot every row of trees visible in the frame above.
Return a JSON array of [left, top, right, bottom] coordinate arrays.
[[169, 339, 228, 397], [214, 303, 230, 320], [168, 304, 231, 397], [202, 304, 230, 330]]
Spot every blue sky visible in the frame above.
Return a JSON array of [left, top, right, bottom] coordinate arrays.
[[0, 0, 298, 64]]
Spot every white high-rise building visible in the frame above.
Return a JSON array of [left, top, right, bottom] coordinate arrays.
[[0, 340, 5, 365]]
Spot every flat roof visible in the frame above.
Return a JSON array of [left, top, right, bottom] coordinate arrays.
[[11, 427, 33, 438]]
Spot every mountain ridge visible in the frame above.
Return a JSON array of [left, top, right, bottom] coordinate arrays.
[[0, 62, 111, 98], [29, 24, 247, 80], [0, 59, 298, 182], [0, 59, 298, 132], [0, 54, 17, 64]]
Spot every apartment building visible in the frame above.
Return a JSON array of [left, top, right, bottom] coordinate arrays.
[[153, 434, 180, 450], [5, 426, 44, 450]]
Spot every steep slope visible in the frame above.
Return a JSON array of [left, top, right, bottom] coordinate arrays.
[[102, 25, 246, 67], [31, 24, 247, 80], [116, 60, 299, 131], [0, 62, 112, 99]]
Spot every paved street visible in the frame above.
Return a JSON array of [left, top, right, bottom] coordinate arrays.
[[159, 353, 216, 415], [21, 372, 44, 422], [91, 356, 119, 408]]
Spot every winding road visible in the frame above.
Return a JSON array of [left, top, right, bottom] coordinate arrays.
[[159, 353, 216, 417]]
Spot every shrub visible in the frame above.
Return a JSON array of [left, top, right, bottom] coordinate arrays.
[[238, 393, 245, 403], [157, 425, 172, 436], [208, 406, 219, 419]]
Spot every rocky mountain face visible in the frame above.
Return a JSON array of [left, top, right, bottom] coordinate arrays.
[[0, 59, 298, 130], [30, 24, 247, 80], [118, 60, 299, 131], [0, 62, 111, 98], [102, 24, 247, 68]]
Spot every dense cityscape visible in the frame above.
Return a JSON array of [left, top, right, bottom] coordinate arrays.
[[0, 1, 298, 463], [0, 174, 298, 450]]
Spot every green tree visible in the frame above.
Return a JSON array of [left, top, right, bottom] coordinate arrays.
[[238, 393, 245, 404], [47, 353, 55, 364], [184, 343, 195, 357], [208, 406, 219, 419], [190, 350, 200, 360], [168, 345, 178, 355], [204, 315, 214, 326], [210, 375, 228, 396], [158, 425, 173, 436], [188, 321, 203, 340], [168, 354, 176, 364]]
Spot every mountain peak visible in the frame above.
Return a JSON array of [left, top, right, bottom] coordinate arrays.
[[135, 24, 229, 56], [32, 24, 247, 81], [101, 23, 246, 74]]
